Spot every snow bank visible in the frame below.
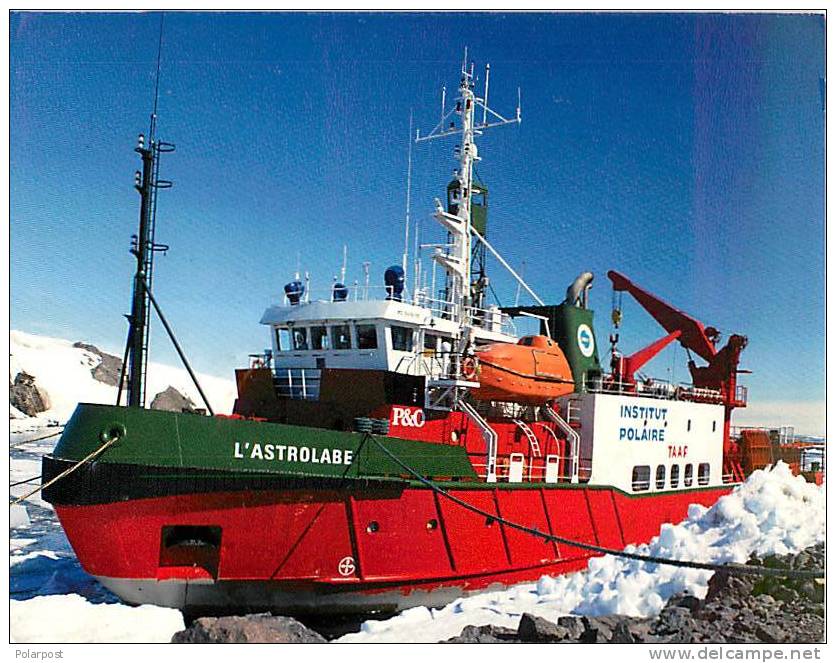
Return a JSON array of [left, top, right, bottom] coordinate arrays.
[[10, 505, 31, 529], [10, 329, 237, 423], [338, 463, 825, 643], [10, 594, 184, 643]]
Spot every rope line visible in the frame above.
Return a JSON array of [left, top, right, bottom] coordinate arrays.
[[10, 475, 42, 488], [365, 434, 824, 580], [10, 435, 120, 507], [10, 428, 64, 449]]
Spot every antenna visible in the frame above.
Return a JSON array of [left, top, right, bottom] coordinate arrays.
[[402, 112, 413, 278], [340, 245, 347, 284], [482, 63, 490, 126], [415, 53, 524, 328], [149, 13, 164, 143], [122, 11, 179, 409]]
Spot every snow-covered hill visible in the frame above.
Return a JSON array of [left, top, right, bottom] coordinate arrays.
[[9, 330, 237, 426]]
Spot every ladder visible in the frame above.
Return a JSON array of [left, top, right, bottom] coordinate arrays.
[[542, 404, 581, 484], [512, 419, 541, 457], [459, 400, 498, 483]]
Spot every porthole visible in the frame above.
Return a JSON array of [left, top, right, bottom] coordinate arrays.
[[426, 519, 438, 531], [366, 521, 379, 534], [451, 430, 459, 442]]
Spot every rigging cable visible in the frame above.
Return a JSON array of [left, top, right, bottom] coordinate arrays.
[[363, 432, 824, 580], [9, 428, 64, 449]]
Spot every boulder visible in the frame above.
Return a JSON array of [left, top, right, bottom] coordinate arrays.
[[517, 613, 571, 642], [73, 342, 123, 386], [150, 386, 197, 413], [445, 624, 519, 643], [171, 614, 327, 644], [10, 372, 50, 416], [556, 615, 586, 640]]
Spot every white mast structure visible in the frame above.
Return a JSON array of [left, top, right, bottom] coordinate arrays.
[[416, 50, 522, 373]]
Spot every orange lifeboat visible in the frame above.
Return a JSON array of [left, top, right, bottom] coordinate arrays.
[[473, 335, 575, 404]]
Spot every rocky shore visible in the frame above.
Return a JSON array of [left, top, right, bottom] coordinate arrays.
[[168, 545, 824, 644], [445, 545, 825, 644]]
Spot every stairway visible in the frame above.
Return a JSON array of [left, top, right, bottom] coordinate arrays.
[[512, 419, 541, 457]]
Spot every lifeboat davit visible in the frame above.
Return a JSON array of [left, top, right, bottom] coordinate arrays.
[[473, 335, 575, 404]]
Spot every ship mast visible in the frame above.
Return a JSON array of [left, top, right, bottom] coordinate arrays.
[[124, 16, 174, 408], [416, 50, 521, 367]]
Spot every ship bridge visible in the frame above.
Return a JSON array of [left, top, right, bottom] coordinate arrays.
[[258, 289, 517, 400]]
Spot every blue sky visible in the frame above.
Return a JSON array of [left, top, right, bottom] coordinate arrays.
[[10, 12, 825, 427]]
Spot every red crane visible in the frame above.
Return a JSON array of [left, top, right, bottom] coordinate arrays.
[[606, 270, 748, 451]]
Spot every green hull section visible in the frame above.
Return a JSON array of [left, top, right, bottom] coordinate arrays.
[[53, 404, 478, 482]]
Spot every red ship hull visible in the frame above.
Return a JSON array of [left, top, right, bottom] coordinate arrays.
[[55, 483, 731, 615]]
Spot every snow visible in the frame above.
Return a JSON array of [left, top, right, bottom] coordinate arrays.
[[9, 411, 824, 644], [9, 329, 237, 425], [338, 463, 825, 643], [10, 505, 32, 529], [10, 595, 185, 643]]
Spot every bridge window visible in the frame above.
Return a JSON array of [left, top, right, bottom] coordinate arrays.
[[712, 421, 717, 433], [332, 324, 352, 350], [655, 464, 666, 489], [684, 463, 694, 487], [698, 463, 710, 486], [687, 419, 692, 432], [631, 465, 650, 491], [424, 333, 439, 352], [310, 326, 329, 351], [670, 464, 680, 488], [292, 328, 308, 351], [274, 327, 291, 352], [356, 324, 378, 350], [391, 325, 414, 352]]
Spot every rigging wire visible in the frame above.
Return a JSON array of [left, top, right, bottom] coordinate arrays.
[[9, 428, 64, 449], [364, 432, 824, 580]]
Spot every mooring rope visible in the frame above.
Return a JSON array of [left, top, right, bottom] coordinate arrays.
[[10, 434, 120, 507], [9, 428, 64, 449], [365, 434, 825, 580], [10, 475, 42, 488]]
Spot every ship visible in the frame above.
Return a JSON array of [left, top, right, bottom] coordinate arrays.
[[42, 54, 774, 618]]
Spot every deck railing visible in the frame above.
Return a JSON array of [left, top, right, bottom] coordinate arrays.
[[582, 373, 724, 403]]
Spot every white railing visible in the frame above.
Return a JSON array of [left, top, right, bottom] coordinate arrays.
[[542, 404, 580, 484], [273, 368, 321, 400], [459, 400, 498, 483], [583, 373, 724, 403], [280, 284, 397, 306], [412, 292, 518, 336]]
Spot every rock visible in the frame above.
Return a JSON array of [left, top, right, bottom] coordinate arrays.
[[556, 615, 585, 640], [151, 386, 197, 413], [445, 624, 518, 643], [755, 624, 787, 643], [73, 342, 123, 386], [581, 615, 618, 643], [666, 593, 702, 614], [517, 613, 570, 642], [448, 546, 825, 646], [652, 606, 697, 642], [610, 620, 637, 643], [10, 372, 50, 415], [171, 614, 326, 643]]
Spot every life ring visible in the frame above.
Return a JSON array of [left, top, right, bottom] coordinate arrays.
[[462, 357, 478, 380]]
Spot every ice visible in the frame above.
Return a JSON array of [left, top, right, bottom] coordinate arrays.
[[338, 463, 824, 643], [10, 505, 31, 529], [11, 594, 185, 643]]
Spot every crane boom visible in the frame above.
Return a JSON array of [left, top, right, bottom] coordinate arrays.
[[607, 270, 717, 362]]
